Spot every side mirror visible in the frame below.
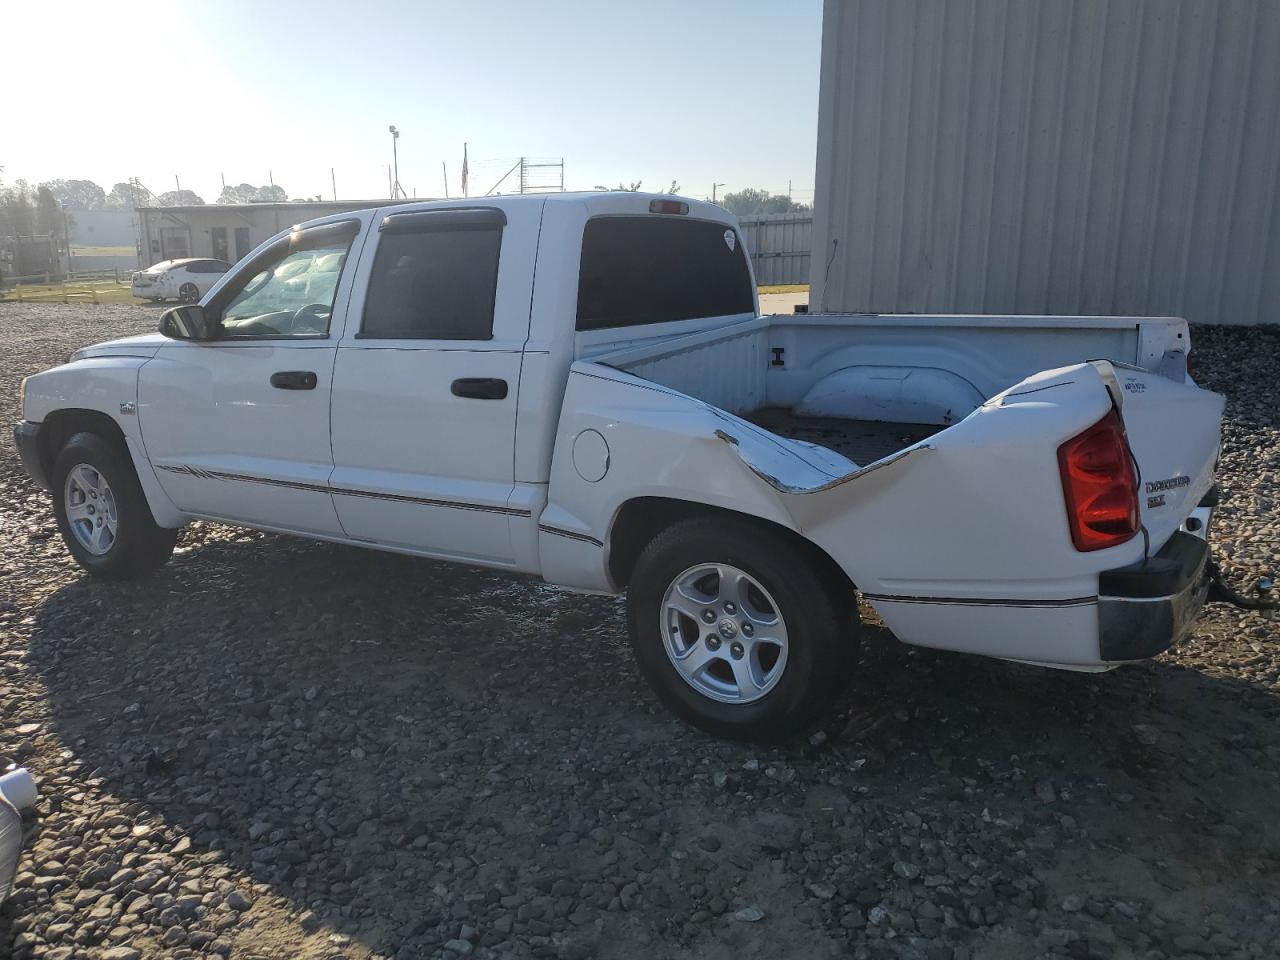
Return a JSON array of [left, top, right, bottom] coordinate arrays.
[[159, 304, 219, 341]]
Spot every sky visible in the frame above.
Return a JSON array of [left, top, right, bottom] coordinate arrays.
[[2, 0, 821, 205]]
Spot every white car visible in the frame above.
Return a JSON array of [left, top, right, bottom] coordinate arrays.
[[17, 193, 1230, 740], [130, 258, 231, 304]]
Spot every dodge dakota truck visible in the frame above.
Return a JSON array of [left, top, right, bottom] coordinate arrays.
[[15, 192, 1226, 740]]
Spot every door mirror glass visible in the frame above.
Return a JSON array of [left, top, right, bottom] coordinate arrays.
[[159, 304, 219, 341]]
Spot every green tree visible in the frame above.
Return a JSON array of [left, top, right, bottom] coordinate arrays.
[[157, 189, 205, 207], [217, 183, 287, 203], [105, 182, 144, 210], [42, 178, 106, 210], [719, 188, 810, 217], [593, 180, 681, 193], [0, 179, 35, 237], [35, 185, 64, 236]]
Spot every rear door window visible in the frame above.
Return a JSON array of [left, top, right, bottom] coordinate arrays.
[[361, 209, 504, 340], [576, 216, 754, 330]]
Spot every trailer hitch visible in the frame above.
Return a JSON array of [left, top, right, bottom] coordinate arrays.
[[1206, 557, 1278, 612]]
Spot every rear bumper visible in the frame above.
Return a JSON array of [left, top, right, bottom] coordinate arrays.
[[13, 420, 48, 490], [1097, 530, 1210, 661]]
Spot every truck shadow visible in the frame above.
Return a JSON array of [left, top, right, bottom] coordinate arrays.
[[18, 528, 1280, 955]]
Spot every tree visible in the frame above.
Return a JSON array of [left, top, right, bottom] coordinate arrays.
[[718, 188, 810, 217], [42, 178, 106, 211], [156, 190, 205, 207], [217, 182, 287, 204], [105, 182, 144, 210], [592, 180, 681, 193], [35, 186, 65, 236], [0, 179, 35, 237]]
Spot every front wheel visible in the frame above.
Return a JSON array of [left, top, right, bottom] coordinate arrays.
[[51, 432, 177, 578], [178, 282, 200, 304], [627, 517, 857, 741]]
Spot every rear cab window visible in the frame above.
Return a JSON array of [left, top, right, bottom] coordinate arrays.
[[576, 216, 754, 331]]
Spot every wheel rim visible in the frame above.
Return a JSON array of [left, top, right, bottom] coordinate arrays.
[[181, 284, 197, 303], [660, 562, 789, 704], [63, 463, 119, 556]]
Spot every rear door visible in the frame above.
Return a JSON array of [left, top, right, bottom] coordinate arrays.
[[328, 200, 542, 565]]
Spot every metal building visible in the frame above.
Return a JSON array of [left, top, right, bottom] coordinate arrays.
[[811, 0, 1280, 325], [135, 200, 423, 267]]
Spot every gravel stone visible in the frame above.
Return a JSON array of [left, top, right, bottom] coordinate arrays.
[[0, 306, 1278, 960]]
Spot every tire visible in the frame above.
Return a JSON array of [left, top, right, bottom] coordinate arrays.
[[627, 517, 858, 741], [51, 432, 177, 578], [178, 283, 199, 304]]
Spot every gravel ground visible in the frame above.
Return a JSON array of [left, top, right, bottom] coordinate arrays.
[[0, 303, 1277, 960]]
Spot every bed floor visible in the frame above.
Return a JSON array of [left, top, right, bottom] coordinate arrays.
[[744, 407, 944, 466]]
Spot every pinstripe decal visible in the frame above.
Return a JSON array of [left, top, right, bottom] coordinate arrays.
[[862, 592, 1097, 608], [538, 523, 604, 547], [154, 463, 532, 517]]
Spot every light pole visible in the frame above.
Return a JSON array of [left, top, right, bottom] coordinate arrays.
[[712, 182, 725, 204], [389, 125, 402, 199]]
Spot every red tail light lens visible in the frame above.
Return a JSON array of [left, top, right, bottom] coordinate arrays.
[[1057, 409, 1139, 551], [648, 199, 688, 215]]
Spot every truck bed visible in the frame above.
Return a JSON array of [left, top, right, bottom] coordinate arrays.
[[743, 408, 942, 466]]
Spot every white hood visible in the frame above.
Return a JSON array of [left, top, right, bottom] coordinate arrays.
[[72, 332, 170, 361]]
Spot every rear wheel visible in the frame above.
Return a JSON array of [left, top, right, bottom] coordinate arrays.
[[627, 517, 857, 741], [178, 282, 199, 304], [51, 432, 177, 578]]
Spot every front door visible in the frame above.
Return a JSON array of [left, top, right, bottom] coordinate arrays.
[[138, 217, 368, 536], [329, 202, 538, 565]]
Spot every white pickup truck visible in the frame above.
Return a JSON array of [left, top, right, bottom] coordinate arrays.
[[16, 192, 1226, 740]]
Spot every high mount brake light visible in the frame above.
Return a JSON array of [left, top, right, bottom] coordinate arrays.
[[648, 199, 688, 215], [1057, 408, 1140, 552]]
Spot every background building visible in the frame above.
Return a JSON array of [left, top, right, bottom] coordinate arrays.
[[811, 0, 1280, 325], [135, 200, 423, 267]]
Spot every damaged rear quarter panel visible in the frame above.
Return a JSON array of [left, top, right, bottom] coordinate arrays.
[[543, 363, 1128, 600]]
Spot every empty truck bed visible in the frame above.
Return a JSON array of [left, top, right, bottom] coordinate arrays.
[[744, 408, 943, 466]]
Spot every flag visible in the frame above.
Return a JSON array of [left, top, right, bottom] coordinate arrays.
[[461, 143, 469, 198]]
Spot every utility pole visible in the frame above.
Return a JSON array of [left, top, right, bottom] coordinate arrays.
[[388, 125, 402, 199], [442, 162, 449, 199], [174, 174, 181, 193], [712, 182, 725, 203], [331, 168, 337, 201]]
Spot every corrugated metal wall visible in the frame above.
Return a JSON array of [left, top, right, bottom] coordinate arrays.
[[738, 214, 813, 285], [812, 0, 1280, 325]]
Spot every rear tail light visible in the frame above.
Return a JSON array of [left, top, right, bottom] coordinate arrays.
[[1057, 408, 1140, 551], [649, 199, 688, 215], [1186, 350, 1195, 379]]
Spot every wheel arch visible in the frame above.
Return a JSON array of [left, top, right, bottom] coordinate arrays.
[[36, 406, 184, 528], [37, 408, 130, 481], [606, 496, 856, 600]]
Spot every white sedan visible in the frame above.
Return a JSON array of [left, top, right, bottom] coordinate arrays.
[[130, 258, 231, 304]]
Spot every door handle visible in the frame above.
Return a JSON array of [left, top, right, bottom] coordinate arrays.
[[270, 371, 318, 390], [451, 377, 508, 400]]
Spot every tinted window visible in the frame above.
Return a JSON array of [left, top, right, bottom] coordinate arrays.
[[362, 215, 502, 340], [577, 217, 754, 331]]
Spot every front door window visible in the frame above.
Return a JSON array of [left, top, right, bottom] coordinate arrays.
[[210, 222, 358, 339]]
